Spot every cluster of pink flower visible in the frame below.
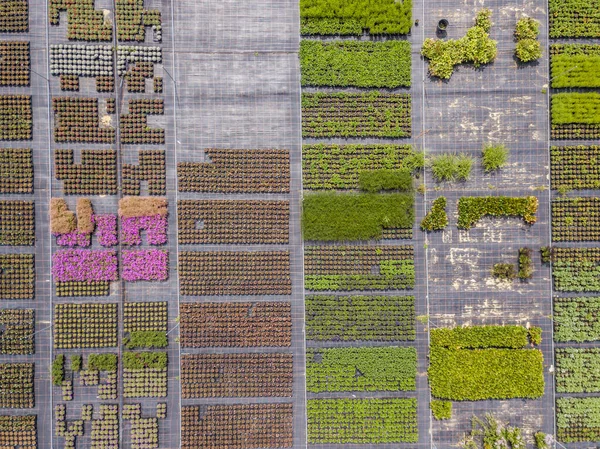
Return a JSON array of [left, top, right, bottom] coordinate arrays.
[[93, 214, 118, 247], [55, 231, 91, 247], [52, 249, 118, 282], [121, 249, 168, 281], [120, 215, 167, 246]]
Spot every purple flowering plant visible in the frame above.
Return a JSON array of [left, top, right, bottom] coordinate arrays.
[[93, 214, 118, 247], [122, 249, 168, 281], [120, 215, 167, 246], [52, 249, 118, 282]]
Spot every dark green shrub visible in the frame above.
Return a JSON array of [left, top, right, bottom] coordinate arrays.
[[52, 354, 64, 386], [516, 39, 542, 62], [302, 192, 414, 241], [457, 196, 538, 229], [529, 327, 542, 345], [421, 197, 448, 231], [493, 263, 516, 280], [123, 351, 167, 370], [70, 355, 82, 372], [358, 168, 412, 193], [124, 331, 168, 349], [482, 143, 509, 172], [88, 353, 117, 372], [540, 246, 552, 263], [430, 153, 473, 182], [431, 400, 452, 420], [518, 248, 534, 279], [515, 17, 539, 40]]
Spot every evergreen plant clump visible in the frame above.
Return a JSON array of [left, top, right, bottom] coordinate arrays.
[[124, 330, 168, 349], [421, 9, 497, 79], [431, 400, 452, 420], [421, 197, 448, 231], [518, 248, 534, 279], [493, 263, 516, 280], [430, 153, 473, 182], [482, 143, 510, 172], [457, 196, 538, 229], [515, 17, 542, 62]]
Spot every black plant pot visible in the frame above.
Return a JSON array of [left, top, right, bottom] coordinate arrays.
[[437, 19, 449, 31]]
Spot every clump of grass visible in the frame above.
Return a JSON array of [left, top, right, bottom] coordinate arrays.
[[430, 153, 473, 182], [482, 143, 510, 172]]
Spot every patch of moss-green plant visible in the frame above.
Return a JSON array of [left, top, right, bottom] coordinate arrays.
[[421, 197, 448, 231], [431, 400, 452, 420]]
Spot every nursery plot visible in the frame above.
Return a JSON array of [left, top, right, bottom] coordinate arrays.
[[177, 200, 290, 244], [557, 397, 600, 442], [300, 40, 411, 88], [0, 254, 34, 300], [552, 247, 600, 292], [550, 146, 600, 190], [304, 245, 414, 291], [0, 308, 34, 355], [556, 348, 600, 392], [552, 197, 600, 241], [177, 149, 290, 193], [54, 149, 118, 195], [49, 0, 112, 40], [0, 363, 34, 408], [0, 201, 34, 246], [49, 45, 113, 91], [52, 249, 117, 296], [307, 398, 418, 443], [123, 302, 167, 332], [179, 251, 291, 296], [0, 42, 29, 86], [457, 196, 538, 230], [306, 347, 417, 392], [305, 295, 415, 341], [554, 296, 600, 342], [302, 92, 412, 138], [115, 0, 161, 42], [181, 404, 293, 449], [0, 415, 36, 449], [550, 44, 600, 88], [0, 95, 31, 140], [429, 326, 544, 400], [551, 93, 600, 139], [549, 0, 600, 37], [53, 303, 117, 348], [122, 150, 166, 195], [303, 144, 419, 190], [180, 353, 293, 398], [0, 148, 32, 193], [52, 97, 114, 144], [117, 46, 162, 77], [303, 192, 414, 241], [123, 352, 167, 398], [300, 0, 412, 35], [180, 302, 291, 347], [120, 99, 164, 144], [0, 0, 28, 32], [121, 249, 169, 282]]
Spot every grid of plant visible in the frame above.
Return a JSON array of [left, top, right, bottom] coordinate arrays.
[[547, 0, 600, 443], [300, 0, 420, 444], [47, 1, 173, 448], [0, 0, 38, 447]]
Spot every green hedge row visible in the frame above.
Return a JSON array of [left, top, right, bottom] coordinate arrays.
[[457, 196, 538, 229], [428, 347, 544, 400], [300, 40, 411, 88], [302, 192, 414, 241], [552, 92, 600, 125], [554, 296, 600, 342], [300, 0, 412, 35], [306, 346, 417, 392], [305, 295, 415, 341], [430, 325, 531, 349], [307, 398, 418, 443], [556, 348, 600, 393]]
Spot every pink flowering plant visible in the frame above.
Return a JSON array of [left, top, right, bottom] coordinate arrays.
[[56, 231, 91, 247], [93, 214, 118, 247], [122, 249, 168, 281], [120, 215, 167, 246], [52, 250, 118, 282]]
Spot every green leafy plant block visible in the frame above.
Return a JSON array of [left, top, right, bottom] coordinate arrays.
[[552, 92, 600, 125], [421, 9, 497, 79], [552, 248, 600, 292], [124, 331, 168, 349], [87, 353, 117, 372], [457, 196, 538, 229], [556, 348, 600, 392], [305, 295, 415, 341], [52, 354, 64, 386], [302, 192, 414, 241], [300, 0, 412, 35], [307, 398, 418, 443], [431, 400, 452, 420], [551, 45, 600, 88], [518, 248, 534, 279], [70, 355, 82, 372], [430, 153, 473, 182], [549, 0, 600, 38], [123, 351, 167, 370], [300, 40, 411, 88], [302, 144, 422, 190], [535, 432, 549, 449], [431, 325, 531, 349], [493, 263, 516, 280], [557, 397, 600, 442], [421, 197, 448, 231], [515, 17, 540, 40], [482, 143, 510, 172], [554, 296, 600, 342], [529, 327, 542, 345], [358, 169, 412, 193], [307, 347, 417, 392], [516, 39, 542, 62]]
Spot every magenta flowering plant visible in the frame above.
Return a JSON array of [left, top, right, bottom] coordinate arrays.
[[93, 214, 118, 247], [55, 231, 91, 247], [52, 249, 118, 282], [122, 249, 168, 281], [120, 215, 167, 246]]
